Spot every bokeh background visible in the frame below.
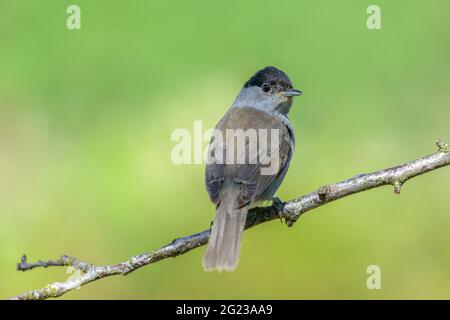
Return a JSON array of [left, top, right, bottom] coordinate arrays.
[[1, 0, 449, 299]]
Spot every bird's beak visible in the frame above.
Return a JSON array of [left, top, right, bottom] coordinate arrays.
[[282, 89, 302, 97]]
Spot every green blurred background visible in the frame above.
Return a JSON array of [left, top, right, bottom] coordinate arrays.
[[1, 0, 449, 299]]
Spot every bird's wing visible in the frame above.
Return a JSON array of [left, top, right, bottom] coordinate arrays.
[[205, 107, 293, 208]]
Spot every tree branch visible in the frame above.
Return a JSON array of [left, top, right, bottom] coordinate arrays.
[[10, 141, 450, 300]]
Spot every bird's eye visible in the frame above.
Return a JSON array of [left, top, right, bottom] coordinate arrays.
[[262, 84, 271, 93]]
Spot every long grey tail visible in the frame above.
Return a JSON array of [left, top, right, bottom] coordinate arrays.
[[202, 190, 248, 272]]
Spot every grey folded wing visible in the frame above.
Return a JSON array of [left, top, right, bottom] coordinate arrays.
[[205, 107, 293, 208]]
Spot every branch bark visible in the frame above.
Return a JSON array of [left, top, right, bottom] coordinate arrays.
[[10, 141, 450, 300]]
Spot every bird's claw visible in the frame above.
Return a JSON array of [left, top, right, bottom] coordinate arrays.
[[272, 197, 285, 223]]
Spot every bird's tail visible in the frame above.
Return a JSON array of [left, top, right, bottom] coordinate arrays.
[[202, 188, 248, 272]]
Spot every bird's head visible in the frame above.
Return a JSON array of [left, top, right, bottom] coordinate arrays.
[[233, 66, 302, 115]]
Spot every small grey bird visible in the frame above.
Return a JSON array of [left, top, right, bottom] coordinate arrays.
[[203, 66, 302, 271]]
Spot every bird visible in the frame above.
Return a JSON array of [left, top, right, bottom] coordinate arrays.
[[203, 66, 302, 271]]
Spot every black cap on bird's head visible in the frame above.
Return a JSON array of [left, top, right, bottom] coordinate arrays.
[[244, 66, 302, 97]]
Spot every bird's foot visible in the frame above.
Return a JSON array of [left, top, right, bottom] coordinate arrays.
[[272, 197, 302, 227], [271, 197, 285, 223]]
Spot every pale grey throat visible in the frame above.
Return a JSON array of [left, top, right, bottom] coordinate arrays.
[[231, 85, 299, 130], [232, 86, 300, 114]]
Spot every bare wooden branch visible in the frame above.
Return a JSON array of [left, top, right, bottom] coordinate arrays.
[[10, 141, 450, 300]]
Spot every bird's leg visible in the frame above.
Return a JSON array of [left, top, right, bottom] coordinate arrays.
[[271, 197, 285, 223]]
